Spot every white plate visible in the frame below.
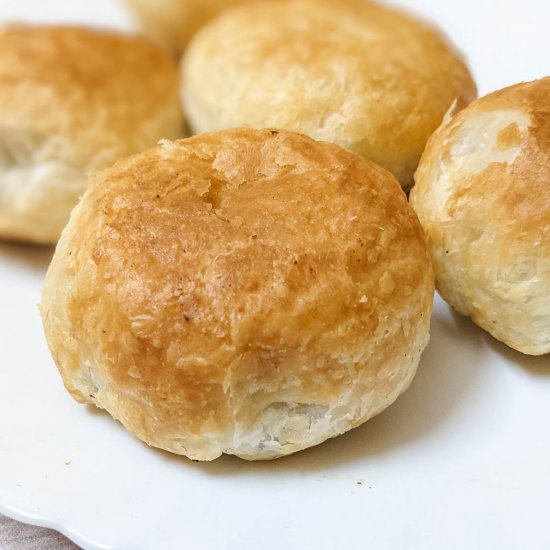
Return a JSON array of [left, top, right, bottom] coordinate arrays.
[[0, 1, 549, 549]]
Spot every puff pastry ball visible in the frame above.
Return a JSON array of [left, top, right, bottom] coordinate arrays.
[[41, 129, 434, 461], [181, 0, 477, 190], [124, 0, 273, 54], [410, 78, 550, 356], [0, 26, 184, 244]]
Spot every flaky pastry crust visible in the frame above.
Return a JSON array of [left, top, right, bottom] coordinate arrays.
[[42, 129, 434, 460], [182, 0, 476, 189], [124, 0, 274, 53], [0, 25, 184, 243], [411, 78, 550, 355]]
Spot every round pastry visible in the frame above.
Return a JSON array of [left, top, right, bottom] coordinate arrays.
[[41, 128, 434, 461], [181, 0, 477, 190], [410, 77, 550, 356], [124, 0, 271, 54], [0, 25, 184, 244]]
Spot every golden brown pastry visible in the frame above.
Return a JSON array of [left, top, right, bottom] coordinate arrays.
[[410, 77, 550, 356], [124, 0, 272, 54], [181, 0, 477, 190], [41, 128, 434, 461], [0, 25, 184, 244]]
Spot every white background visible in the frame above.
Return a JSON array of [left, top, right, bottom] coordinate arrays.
[[0, 1, 549, 549]]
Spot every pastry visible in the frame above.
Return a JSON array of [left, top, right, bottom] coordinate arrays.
[[41, 128, 434, 460], [0, 25, 184, 243], [181, 0, 476, 189], [410, 77, 550, 356]]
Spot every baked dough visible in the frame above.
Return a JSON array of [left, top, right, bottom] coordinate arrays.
[[124, 0, 273, 54], [181, 0, 477, 190], [41, 128, 434, 460], [410, 77, 550, 356], [0, 25, 184, 244]]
